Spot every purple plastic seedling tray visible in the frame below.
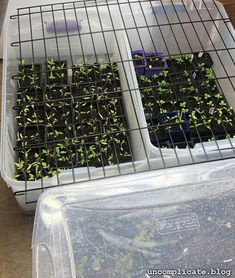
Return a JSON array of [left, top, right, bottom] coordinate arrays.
[[132, 50, 146, 76], [145, 52, 168, 77]]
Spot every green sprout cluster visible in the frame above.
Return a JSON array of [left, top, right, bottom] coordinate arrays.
[[47, 58, 66, 82], [15, 58, 131, 181], [137, 53, 235, 146], [18, 60, 41, 87]]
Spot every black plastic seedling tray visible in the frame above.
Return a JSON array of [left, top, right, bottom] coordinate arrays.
[[14, 61, 133, 181], [137, 52, 235, 148]]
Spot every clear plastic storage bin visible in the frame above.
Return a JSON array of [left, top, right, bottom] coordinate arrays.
[[32, 160, 235, 278]]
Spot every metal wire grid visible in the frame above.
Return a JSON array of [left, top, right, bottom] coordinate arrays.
[[9, 0, 235, 203]]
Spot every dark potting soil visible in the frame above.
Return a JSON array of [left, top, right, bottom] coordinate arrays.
[[190, 124, 213, 138], [17, 90, 39, 106], [17, 126, 45, 146], [146, 57, 165, 68], [173, 85, 194, 99], [166, 56, 195, 72], [101, 134, 132, 166], [17, 88, 44, 103], [46, 125, 75, 142], [166, 58, 185, 73], [138, 52, 235, 148], [132, 54, 145, 67], [143, 103, 160, 119], [19, 64, 42, 88], [15, 61, 134, 180], [133, 58, 144, 67], [44, 144, 76, 169], [95, 63, 120, 84], [152, 71, 170, 84], [71, 83, 97, 99], [46, 101, 73, 126], [169, 73, 189, 85], [72, 64, 95, 83], [17, 105, 45, 126], [97, 82, 121, 96], [75, 121, 101, 140], [46, 85, 71, 100], [193, 52, 213, 68], [210, 117, 235, 136], [15, 147, 52, 181], [147, 118, 168, 143], [165, 122, 187, 135], [101, 116, 127, 134], [97, 98, 124, 119], [160, 101, 175, 112], [74, 101, 98, 122], [157, 89, 175, 101], [80, 143, 105, 168], [47, 60, 68, 85]]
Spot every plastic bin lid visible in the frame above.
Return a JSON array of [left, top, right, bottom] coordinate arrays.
[[32, 167, 235, 278]]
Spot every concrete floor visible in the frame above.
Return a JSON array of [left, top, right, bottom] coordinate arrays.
[[0, 180, 34, 278], [0, 63, 34, 278]]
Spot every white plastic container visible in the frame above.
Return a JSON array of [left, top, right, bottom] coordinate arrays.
[[120, 0, 235, 164], [1, 0, 150, 212], [1, 0, 235, 212], [32, 159, 235, 278]]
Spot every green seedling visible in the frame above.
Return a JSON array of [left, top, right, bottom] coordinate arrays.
[[204, 93, 211, 100], [158, 80, 167, 87], [157, 86, 168, 94], [140, 75, 151, 84], [133, 54, 143, 59], [145, 102, 154, 112], [215, 93, 223, 99], [180, 101, 188, 113], [47, 59, 66, 81], [188, 85, 197, 93], [219, 100, 227, 107], [193, 96, 204, 105], [176, 57, 184, 64], [159, 70, 168, 78], [157, 99, 165, 106], [189, 111, 198, 122], [147, 57, 162, 68], [198, 63, 206, 69], [226, 134, 235, 139], [184, 54, 193, 61], [208, 136, 216, 142], [48, 130, 64, 138], [204, 67, 215, 80], [183, 70, 190, 77], [142, 88, 153, 95]]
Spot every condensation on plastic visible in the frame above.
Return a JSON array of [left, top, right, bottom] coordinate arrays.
[[32, 161, 235, 278], [1, 0, 235, 212]]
